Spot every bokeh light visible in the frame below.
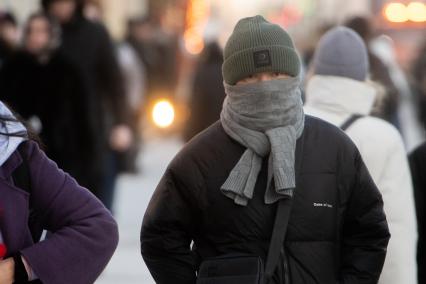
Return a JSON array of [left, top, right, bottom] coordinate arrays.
[[407, 2, 426, 22], [152, 100, 175, 128], [184, 0, 210, 55], [384, 2, 408, 23], [184, 28, 205, 55]]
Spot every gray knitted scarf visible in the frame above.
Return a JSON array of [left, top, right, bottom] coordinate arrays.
[[220, 77, 305, 206]]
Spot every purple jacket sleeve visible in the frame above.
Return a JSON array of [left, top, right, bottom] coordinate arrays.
[[20, 141, 119, 284]]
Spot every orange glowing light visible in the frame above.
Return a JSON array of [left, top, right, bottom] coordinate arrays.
[[384, 2, 408, 23], [184, 0, 210, 55], [407, 2, 426, 22], [184, 29, 205, 55]]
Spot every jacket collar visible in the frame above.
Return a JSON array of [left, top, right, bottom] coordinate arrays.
[[305, 75, 376, 117]]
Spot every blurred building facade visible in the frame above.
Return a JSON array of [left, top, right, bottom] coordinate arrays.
[[0, 0, 145, 38]]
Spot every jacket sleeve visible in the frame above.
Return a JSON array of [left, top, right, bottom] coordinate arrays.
[[20, 141, 119, 284], [141, 168, 198, 284], [340, 150, 390, 284]]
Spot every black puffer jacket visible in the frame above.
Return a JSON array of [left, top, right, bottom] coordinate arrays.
[[141, 116, 390, 284], [409, 143, 426, 284]]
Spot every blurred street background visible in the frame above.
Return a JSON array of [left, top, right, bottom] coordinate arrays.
[[97, 136, 183, 283], [0, 0, 424, 283]]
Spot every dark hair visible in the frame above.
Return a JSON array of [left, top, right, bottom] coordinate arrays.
[[127, 16, 151, 27], [0, 106, 41, 144], [199, 42, 223, 65], [344, 16, 372, 41], [41, 0, 84, 16], [0, 11, 17, 27], [0, 115, 27, 138], [126, 16, 151, 40]]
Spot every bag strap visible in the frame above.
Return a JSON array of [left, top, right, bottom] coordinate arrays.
[[340, 114, 364, 131], [12, 143, 43, 243], [264, 130, 304, 282], [264, 197, 293, 279], [12, 144, 31, 194]]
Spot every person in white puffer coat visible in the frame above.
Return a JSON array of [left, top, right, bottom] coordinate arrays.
[[304, 26, 417, 284]]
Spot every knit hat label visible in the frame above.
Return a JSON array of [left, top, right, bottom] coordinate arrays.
[[253, 50, 271, 68]]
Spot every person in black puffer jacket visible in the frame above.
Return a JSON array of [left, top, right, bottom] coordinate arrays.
[[141, 16, 390, 284]]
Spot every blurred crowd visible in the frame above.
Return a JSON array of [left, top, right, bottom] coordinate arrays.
[[0, 0, 425, 282], [0, 0, 182, 212]]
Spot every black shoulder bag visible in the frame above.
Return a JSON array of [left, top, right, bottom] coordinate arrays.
[[196, 197, 293, 284]]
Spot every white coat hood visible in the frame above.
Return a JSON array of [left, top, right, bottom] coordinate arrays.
[[304, 75, 376, 125], [0, 101, 27, 166]]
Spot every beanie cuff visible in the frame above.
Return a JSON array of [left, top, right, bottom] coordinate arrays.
[[222, 45, 300, 85], [313, 59, 368, 81]]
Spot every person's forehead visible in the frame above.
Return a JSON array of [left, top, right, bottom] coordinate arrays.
[[247, 71, 288, 76], [0, 22, 16, 27], [30, 17, 49, 25]]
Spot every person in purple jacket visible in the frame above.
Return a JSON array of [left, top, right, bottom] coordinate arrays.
[[0, 100, 118, 283]]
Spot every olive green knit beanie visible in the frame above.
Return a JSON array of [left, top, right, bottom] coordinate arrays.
[[222, 15, 300, 85]]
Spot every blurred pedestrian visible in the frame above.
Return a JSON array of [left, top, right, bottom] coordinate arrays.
[[0, 100, 118, 284], [116, 19, 148, 173], [42, 0, 133, 210], [413, 39, 426, 134], [183, 41, 225, 141], [0, 11, 18, 68], [125, 16, 179, 101], [302, 22, 334, 70], [0, 12, 96, 197], [344, 16, 401, 129], [119, 20, 146, 112], [409, 143, 426, 284], [141, 16, 389, 283], [304, 26, 417, 284], [370, 35, 424, 150]]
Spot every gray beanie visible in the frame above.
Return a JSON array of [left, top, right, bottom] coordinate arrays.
[[312, 26, 369, 81], [222, 15, 301, 85]]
